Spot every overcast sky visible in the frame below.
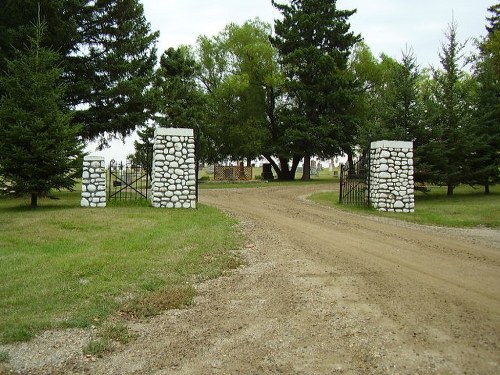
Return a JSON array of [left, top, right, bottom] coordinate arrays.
[[87, 0, 493, 162], [143, 0, 492, 67]]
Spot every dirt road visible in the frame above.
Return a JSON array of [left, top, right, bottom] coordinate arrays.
[[5, 185, 500, 374]]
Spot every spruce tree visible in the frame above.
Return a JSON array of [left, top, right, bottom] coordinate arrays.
[[0, 0, 159, 144], [271, 0, 360, 180], [470, 4, 500, 193], [418, 21, 473, 195], [0, 17, 83, 207]]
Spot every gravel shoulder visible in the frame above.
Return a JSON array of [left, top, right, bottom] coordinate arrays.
[[2, 184, 500, 374]]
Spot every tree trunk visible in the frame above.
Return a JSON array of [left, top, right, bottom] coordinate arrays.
[[290, 155, 301, 178], [447, 184, 454, 196], [301, 154, 311, 181], [485, 182, 490, 194], [263, 154, 301, 181], [278, 157, 294, 180], [347, 150, 354, 174], [30, 193, 38, 208]]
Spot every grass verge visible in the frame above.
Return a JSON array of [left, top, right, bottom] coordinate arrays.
[[309, 185, 500, 228], [0, 190, 242, 345]]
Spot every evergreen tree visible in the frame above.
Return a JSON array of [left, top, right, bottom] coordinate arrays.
[[0, 17, 83, 208], [71, 0, 159, 144], [0, 0, 159, 145], [130, 45, 209, 175], [128, 125, 154, 180], [419, 21, 473, 195], [378, 49, 422, 142], [271, 0, 360, 180], [470, 4, 500, 193]]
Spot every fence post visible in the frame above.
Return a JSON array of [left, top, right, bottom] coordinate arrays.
[[339, 164, 344, 204], [81, 156, 106, 208]]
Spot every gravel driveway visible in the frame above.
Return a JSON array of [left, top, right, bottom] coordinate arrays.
[[3, 184, 500, 374]]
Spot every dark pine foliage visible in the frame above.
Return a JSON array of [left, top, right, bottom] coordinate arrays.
[[271, 0, 360, 180], [0, 20, 83, 207]]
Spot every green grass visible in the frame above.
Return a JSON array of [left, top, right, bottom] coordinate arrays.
[[0, 190, 242, 345], [310, 185, 500, 228]]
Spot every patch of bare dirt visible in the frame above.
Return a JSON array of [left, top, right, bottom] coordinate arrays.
[[2, 185, 500, 374]]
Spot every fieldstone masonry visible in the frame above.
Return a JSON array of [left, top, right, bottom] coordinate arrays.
[[81, 156, 106, 207], [369, 140, 415, 213], [151, 127, 197, 208]]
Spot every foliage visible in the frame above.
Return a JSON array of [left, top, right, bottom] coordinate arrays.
[[127, 125, 154, 180], [350, 44, 422, 148], [0, 17, 83, 208], [153, 46, 209, 161], [418, 21, 474, 195], [469, 4, 500, 193], [71, 0, 159, 144], [271, 0, 360, 180], [196, 20, 279, 165], [0, 0, 159, 145]]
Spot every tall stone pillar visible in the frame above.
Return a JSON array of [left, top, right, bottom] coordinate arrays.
[[81, 156, 106, 208], [151, 128, 197, 208], [369, 141, 414, 213]]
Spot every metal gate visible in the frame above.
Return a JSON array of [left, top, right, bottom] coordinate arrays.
[[339, 151, 371, 206], [108, 159, 150, 201]]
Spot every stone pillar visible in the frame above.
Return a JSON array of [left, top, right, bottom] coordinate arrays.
[[369, 140, 414, 213], [151, 127, 197, 208], [81, 156, 106, 208]]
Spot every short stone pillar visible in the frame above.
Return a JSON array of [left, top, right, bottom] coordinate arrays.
[[151, 128, 197, 208], [369, 140, 414, 212], [81, 156, 106, 208]]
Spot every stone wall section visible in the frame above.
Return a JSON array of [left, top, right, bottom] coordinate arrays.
[[151, 128, 197, 208], [81, 156, 106, 208], [369, 140, 414, 213]]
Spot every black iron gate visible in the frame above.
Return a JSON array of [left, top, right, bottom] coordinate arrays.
[[108, 159, 150, 201], [339, 151, 371, 206]]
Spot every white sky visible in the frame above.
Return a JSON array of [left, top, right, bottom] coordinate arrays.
[[86, 0, 493, 162]]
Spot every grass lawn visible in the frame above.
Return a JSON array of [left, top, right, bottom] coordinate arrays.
[[0, 190, 242, 345], [310, 185, 500, 228]]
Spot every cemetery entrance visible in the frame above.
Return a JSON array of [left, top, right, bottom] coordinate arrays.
[[108, 159, 151, 201]]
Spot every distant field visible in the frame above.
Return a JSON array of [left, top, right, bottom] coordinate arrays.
[[310, 185, 500, 228]]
